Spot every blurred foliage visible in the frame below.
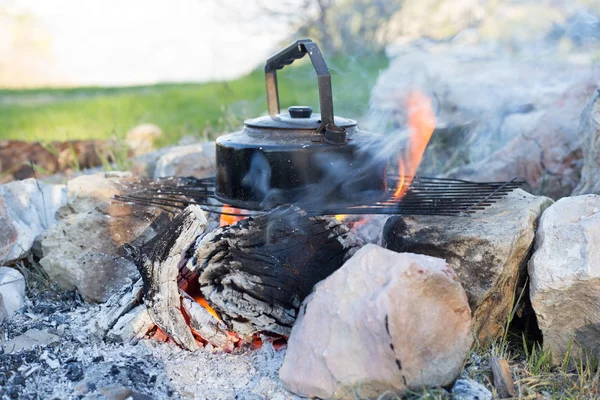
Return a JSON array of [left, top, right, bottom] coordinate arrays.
[[0, 53, 388, 146], [260, 0, 404, 54], [309, 0, 403, 54]]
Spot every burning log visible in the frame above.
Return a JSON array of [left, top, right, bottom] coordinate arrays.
[[180, 291, 235, 350], [119, 204, 359, 350], [125, 205, 208, 351], [193, 206, 360, 339]]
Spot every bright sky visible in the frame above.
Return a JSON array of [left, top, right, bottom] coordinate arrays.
[[1, 0, 295, 86]]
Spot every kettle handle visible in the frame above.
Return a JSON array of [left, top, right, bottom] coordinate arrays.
[[265, 39, 334, 129]]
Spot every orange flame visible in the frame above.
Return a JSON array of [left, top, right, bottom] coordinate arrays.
[[393, 90, 436, 200], [193, 294, 223, 323], [220, 204, 246, 227], [334, 214, 369, 228]]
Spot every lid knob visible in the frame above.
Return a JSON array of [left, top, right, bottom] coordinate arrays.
[[288, 106, 313, 119]]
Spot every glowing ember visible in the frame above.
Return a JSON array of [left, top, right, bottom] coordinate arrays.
[[393, 90, 436, 200], [151, 327, 170, 342], [220, 204, 246, 226]]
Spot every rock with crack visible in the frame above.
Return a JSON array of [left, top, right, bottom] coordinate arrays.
[[573, 90, 600, 195], [529, 194, 600, 362], [383, 189, 553, 342], [0, 179, 66, 263], [279, 244, 472, 399], [38, 172, 168, 303]]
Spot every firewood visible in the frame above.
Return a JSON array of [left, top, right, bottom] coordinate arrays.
[[90, 279, 144, 339], [105, 305, 154, 345], [121, 204, 358, 350], [193, 205, 360, 339], [125, 205, 208, 350], [180, 291, 235, 349]]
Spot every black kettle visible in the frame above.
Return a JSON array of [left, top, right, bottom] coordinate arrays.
[[215, 39, 387, 210]]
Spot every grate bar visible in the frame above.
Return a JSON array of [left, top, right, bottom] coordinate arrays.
[[115, 175, 524, 217]]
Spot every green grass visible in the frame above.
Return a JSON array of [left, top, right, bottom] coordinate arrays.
[[0, 53, 388, 147]]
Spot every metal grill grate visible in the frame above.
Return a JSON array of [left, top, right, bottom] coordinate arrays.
[[115, 176, 523, 217]]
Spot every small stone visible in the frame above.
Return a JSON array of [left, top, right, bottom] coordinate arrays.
[[11, 373, 25, 386], [7, 386, 20, 399], [92, 355, 105, 363], [0, 267, 26, 323], [65, 361, 84, 381], [529, 194, 600, 361], [3, 329, 60, 353], [125, 123, 162, 156], [110, 365, 120, 375], [452, 378, 493, 400], [280, 244, 472, 399], [41, 352, 61, 370], [153, 142, 215, 179], [98, 384, 134, 400]]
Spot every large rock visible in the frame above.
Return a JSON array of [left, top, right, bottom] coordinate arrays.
[[370, 45, 591, 135], [38, 172, 167, 302], [0, 267, 26, 323], [383, 189, 552, 341], [448, 83, 598, 199], [528, 195, 600, 361], [153, 142, 215, 179], [368, 42, 596, 198], [279, 244, 472, 399], [0, 179, 66, 263], [573, 90, 600, 195]]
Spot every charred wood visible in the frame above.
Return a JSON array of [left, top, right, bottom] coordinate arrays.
[[180, 291, 237, 350], [125, 205, 208, 350], [90, 279, 144, 339], [194, 205, 360, 339], [119, 204, 359, 350]]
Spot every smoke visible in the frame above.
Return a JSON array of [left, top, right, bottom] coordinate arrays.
[[362, 1, 600, 178]]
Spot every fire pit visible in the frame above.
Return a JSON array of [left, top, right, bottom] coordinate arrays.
[[104, 40, 525, 354]]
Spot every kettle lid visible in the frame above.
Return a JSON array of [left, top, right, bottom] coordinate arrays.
[[245, 106, 357, 130]]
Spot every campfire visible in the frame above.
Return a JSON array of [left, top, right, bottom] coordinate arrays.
[[103, 40, 523, 357]]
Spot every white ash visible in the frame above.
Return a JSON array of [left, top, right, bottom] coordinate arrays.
[[149, 341, 299, 400], [0, 283, 297, 400]]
